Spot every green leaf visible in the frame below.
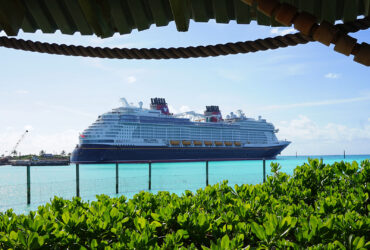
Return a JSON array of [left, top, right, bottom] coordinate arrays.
[[38, 235, 45, 247], [91, 239, 98, 248], [110, 207, 118, 218], [281, 216, 291, 227], [150, 221, 162, 228], [151, 213, 160, 221], [198, 214, 206, 226], [353, 236, 365, 249], [176, 229, 189, 240], [121, 217, 129, 223], [221, 235, 230, 249], [62, 212, 70, 224], [137, 217, 146, 229], [333, 240, 346, 250], [309, 215, 318, 232], [251, 222, 266, 241], [9, 231, 17, 241], [17, 231, 26, 246], [28, 232, 40, 249], [264, 218, 275, 237]]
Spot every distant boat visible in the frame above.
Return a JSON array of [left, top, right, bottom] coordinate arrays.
[[9, 159, 70, 166], [0, 157, 9, 165], [71, 98, 290, 163]]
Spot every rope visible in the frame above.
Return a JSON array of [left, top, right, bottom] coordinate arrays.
[[0, 17, 368, 60], [241, 0, 370, 66]]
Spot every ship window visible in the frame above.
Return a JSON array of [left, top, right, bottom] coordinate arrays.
[[82, 140, 114, 143]]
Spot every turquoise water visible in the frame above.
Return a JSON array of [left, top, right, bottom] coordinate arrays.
[[0, 155, 369, 214]]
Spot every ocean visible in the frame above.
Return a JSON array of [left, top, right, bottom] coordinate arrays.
[[1, 155, 369, 214]]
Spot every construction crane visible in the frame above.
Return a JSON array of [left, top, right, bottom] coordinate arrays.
[[10, 130, 29, 156]]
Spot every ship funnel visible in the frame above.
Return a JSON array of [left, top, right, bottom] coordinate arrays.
[[150, 97, 170, 115], [204, 105, 223, 122]]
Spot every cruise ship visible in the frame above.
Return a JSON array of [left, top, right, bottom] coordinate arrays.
[[71, 98, 290, 163]]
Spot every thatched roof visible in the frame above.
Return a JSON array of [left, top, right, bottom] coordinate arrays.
[[0, 0, 369, 38]]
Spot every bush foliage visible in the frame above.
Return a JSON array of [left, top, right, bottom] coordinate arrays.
[[0, 159, 369, 249]]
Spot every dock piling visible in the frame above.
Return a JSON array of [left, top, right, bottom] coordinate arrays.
[[76, 164, 80, 197], [116, 163, 119, 194], [263, 159, 266, 183], [148, 161, 152, 190], [206, 161, 209, 186], [27, 165, 30, 205], [344, 150, 346, 159]]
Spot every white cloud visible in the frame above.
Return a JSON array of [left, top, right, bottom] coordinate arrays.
[[83, 58, 146, 84], [83, 58, 105, 70], [35, 102, 96, 118], [88, 36, 106, 46], [15, 89, 29, 95], [167, 105, 193, 114], [270, 27, 297, 36], [277, 115, 370, 155], [259, 94, 370, 111], [217, 69, 244, 81], [85, 32, 160, 49], [24, 125, 33, 131], [0, 129, 80, 155], [168, 105, 177, 114], [179, 105, 191, 113], [325, 73, 340, 79], [285, 63, 306, 76], [127, 76, 137, 84]]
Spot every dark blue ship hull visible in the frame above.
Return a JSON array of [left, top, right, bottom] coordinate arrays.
[[71, 143, 289, 163]]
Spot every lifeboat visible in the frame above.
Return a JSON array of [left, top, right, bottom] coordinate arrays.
[[204, 141, 213, 146], [193, 141, 203, 146], [224, 141, 232, 146], [234, 141, 241, 146], [170, 140, 180, 146], [214, 141, 223, 146], [182, 140, 191, 146]]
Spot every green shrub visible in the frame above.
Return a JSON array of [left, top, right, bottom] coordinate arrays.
[[0, 159, 369, 249]]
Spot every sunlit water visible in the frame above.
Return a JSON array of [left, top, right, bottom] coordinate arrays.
[[0, 155, 368, 214]]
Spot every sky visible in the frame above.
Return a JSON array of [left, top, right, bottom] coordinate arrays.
[[0, 18, 369, 156]]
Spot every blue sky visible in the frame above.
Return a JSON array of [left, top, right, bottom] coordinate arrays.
[[0, 19, 369, 156]]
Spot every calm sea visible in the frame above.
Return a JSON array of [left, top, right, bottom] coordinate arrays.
[[1, 155, 369, 214]]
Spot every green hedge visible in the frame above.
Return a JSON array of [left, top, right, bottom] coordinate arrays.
[[1, 159, 369, 249]]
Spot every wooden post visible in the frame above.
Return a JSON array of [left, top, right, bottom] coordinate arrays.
[[148, 161, 152, 190], [27, 165, 30, 205], [206, 161, 209, 186], [116, 163, 119, 194], [263, 159, 266, 183], [76, 164, 80, 197], [344, 150, 346, 159]]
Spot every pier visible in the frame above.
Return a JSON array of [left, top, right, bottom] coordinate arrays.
[[9, 159, 70, 166]]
